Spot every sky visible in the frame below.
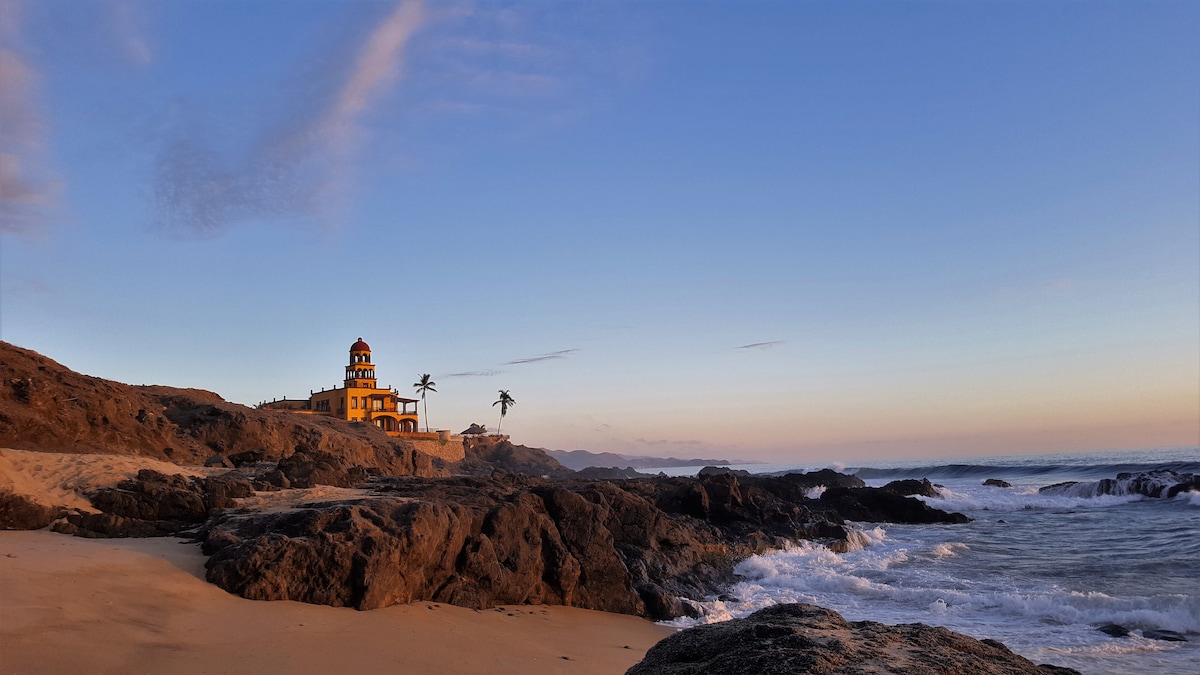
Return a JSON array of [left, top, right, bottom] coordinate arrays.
[[1, 0, 1197, 464]]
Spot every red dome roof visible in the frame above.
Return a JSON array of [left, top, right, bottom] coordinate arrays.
[[350, 337, 371, 352]]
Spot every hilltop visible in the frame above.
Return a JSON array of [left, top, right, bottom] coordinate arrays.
[[0, 341, 442, 477]]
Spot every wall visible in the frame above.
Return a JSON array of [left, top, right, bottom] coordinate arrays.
[[406, 436, 465, 462]]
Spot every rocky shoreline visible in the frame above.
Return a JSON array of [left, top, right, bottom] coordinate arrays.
[[10, 457, 967, 621], [629, 603, 1080, 674], [1, 341, 1086, 672]]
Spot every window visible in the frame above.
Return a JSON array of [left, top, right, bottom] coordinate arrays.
[[351, 397, 357, 409]]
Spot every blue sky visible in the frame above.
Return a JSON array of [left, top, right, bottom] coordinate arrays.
[[2, 0, 1197, 463]]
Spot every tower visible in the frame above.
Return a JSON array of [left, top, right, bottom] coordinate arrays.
[[344, 337, 377, 389]]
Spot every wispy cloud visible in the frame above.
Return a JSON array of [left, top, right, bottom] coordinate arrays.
[[0, 0, 60, 237], [0, 276, 52, 296], [153, 0, 426, 236], [1042, 279, 1074, 292], [733, 340, 785, 351], [110, 0, 152, 66], [627, 437, 729, 456], [443, 369, 501, 378], [505, 349, 577, 365]]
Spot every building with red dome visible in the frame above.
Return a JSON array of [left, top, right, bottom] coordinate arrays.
[[260, 338, 420, 435]]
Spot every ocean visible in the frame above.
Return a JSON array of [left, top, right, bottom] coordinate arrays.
[[649, 447, 1200, 675]]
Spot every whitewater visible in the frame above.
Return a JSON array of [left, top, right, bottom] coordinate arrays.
[[652, 447, 1200, 675]]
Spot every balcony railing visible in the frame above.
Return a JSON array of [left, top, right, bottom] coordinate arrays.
[[365, 410, 418, 418]]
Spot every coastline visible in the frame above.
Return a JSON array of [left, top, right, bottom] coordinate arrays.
[[0, 530, 674, 674]]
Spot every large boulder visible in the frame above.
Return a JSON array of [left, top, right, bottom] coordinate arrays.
[[627, 603, 1080, 674], [881, 478, 939, 497], [820, 487, 970, 524], [0, 492, 65, 529], [203, 492, 643, 614], [1039, 471, 1198, 499], [52, 469, 254, 538]]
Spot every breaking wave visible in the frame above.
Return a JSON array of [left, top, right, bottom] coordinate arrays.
[[848, 461, 1200, 481]]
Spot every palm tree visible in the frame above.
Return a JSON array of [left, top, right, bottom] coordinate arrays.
[[413, 374, 437, 433], [493, 389, 515, 436]]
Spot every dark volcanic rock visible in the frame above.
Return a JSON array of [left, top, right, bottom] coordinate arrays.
[[984, 478, 1013, 488], [275, 451, 372, 488], [698, 466, 753, 478], [881, 478, 939, 497], [627, 603, 1080, 675], [227, 449, 265, 467], [57, 469, 254, 537], [572, 466, 654, 479], [1039, 470, 1198, 499], [0, 492, 65, 529], [777, 468, 864, 490], [820, 487, 970, 524], [204, 492, 643, 614], [1142, 629, 1188, 642], [454, 437, 573, 478], [52, 512, 185, 538], [204, 454, 232, 468], [202, 470, 973, 619], [1097, 623, 1130, 638]]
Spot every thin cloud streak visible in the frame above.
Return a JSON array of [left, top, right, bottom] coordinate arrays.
[[153, 0, 426, 236], [111, 0, 152, 66], [443, 369, 501, 378], [321, 0, 423, 157], [733, 341, 785, 351], [505, 349, 578, 365]]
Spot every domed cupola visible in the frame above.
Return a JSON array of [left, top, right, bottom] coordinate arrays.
[[345, 337, 376, 388]]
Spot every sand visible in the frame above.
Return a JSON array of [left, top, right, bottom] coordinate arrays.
[[0, 448, 675, 674], [0, 447, 391, 514], [0, 448, 224, 512]]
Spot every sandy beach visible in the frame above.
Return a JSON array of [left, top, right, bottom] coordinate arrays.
[[0, 530, 673, 674], [0, 448, 673, 674]]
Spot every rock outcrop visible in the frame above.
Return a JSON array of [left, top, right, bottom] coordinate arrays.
[[0, 341, 442, 478], [880, 478, 939, 497], [820, 486, 971, 524], [627, 603, 1081, 674], [0, 492, 65, 529], [1039, 470, 1198, 499], [453, 436, 573, 478], [51, 468, 254, 537], [201, 470, 969, 619], [572, 466, 657, 479], [699, 466, 753, 478]]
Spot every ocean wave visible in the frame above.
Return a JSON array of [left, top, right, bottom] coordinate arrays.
[[1038, 470, 1198, 500], [1180, 490, 1200, 507], [930, 541, 969, 557], [848, 461, 1200, 481], [917, 485, 1145, 513], [677, 544, 1200, 636]]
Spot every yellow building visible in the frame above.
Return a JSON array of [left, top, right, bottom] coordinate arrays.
[[261, 338, 420, 436]]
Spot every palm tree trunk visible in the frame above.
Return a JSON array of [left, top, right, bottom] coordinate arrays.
[[423, 397, 429, 433]]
